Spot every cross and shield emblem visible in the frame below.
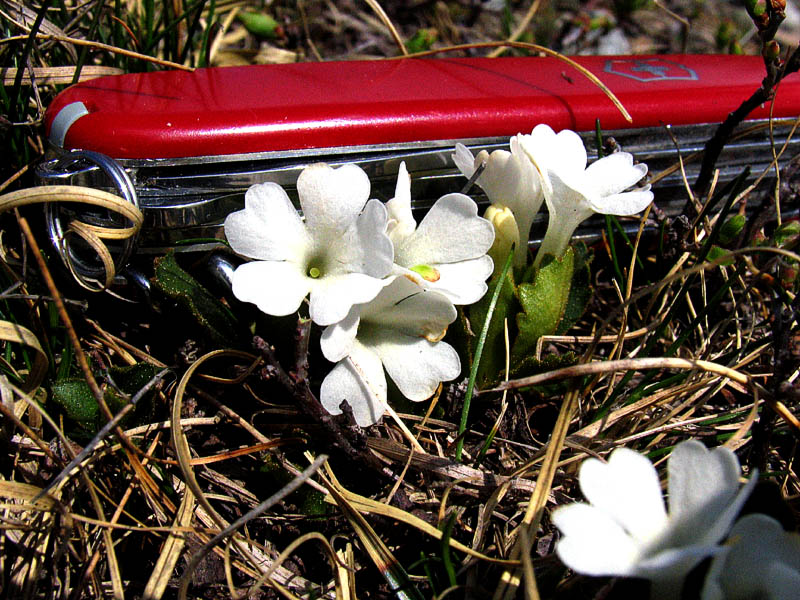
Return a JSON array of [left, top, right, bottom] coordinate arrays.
[[604, 58, 698, 82]]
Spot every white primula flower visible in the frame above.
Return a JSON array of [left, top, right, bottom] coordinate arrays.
[[385, 162, 494, 305], [453, 138, 542, 267], [224, 163, 394, 326], [319, 276, 460, 427], [702, 513, 800, 600], [552, 440, 757, 600], [518, 124, 653, 264]]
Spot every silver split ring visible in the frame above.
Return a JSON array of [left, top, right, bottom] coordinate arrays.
[[37, 150, 139, 290]]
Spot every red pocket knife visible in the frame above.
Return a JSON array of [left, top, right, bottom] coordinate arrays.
[[37, 54, 800, 286]]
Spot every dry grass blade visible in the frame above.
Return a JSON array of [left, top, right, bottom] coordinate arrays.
[[33, 368, 170, 502], [319, 463, 424, 600], [178, 455, 328, 599], [0, 33, 193, 71], [401, 41, 631, 123], [321, 461, 518, 565], [0, 186, 143, 234], [143, 488, 195, 600], [0, 320, 47, 392], [171, 349, 322, 596], [362, 0, 407, 55], [490, 356, 750, 392], [244, 532, 346, 599], [1, 65, 124, 85], [487, 0, 544, 58], [492, 388, 581, 600]]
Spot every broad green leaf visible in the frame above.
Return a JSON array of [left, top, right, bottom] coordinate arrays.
[[151, 252, 243, 347], [556, 241, 593, 335], [512, 248, 575, 364], [52, 362, 160, 440]]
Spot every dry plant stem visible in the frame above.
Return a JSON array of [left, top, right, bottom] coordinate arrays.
[[363, 0, 407, 55], [0, 393, 61, 464], [171, 350, 325, 595], [694, 50, 800, 201], [0, 163, 29, 194], [15, 213, 143, 469], [0, 33, 193, 71], [487, 0, 543, 58], [253, 335, 386, 473], [488, 356, 750, 393], [403, 41, 631, 123], [752, 299, 796, 468], [492, 387, 581, 600], [178, 455, 329, 599]]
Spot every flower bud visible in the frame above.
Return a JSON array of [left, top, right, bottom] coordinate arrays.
[[763, 40, 781, 61], [484, 204, 520, 275]]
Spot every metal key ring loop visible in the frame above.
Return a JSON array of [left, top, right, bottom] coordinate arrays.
[[39, 150, 139, 290]]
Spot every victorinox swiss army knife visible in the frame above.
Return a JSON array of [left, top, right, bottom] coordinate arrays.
[[36, 54, 800, 290]]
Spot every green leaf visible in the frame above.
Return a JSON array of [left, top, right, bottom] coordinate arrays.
[[556, 241, 593, 335], [718, 214, 746, 246], [151, 252, 243, 347], [237, 11, 282, 39], [707, 245, 735, 266], [510, 351, 580, 389], [466, 267, 518, 388], [774, 221, 800, 248], [406, 28, 437, 54], [512, 248, 575, 364], [52, 362, 160, 440]]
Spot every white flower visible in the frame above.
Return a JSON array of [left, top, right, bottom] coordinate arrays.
[[224, 164, 394, 326], [453, 138, 542, 267], [518, 124, 653, 263], [552, 440, 757, 600], [385, 162, 494, 305], [702, 513, 800, 600], [319, 276, 460, 427]]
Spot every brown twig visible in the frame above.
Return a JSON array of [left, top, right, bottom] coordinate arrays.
[[692, 2, 795, 203], [253, 334, 386, 473]]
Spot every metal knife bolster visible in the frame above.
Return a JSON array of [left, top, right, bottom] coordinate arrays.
[[36, 117, 800, 253]]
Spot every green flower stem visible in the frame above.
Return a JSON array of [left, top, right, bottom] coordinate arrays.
[[455, 248, 515, 462]]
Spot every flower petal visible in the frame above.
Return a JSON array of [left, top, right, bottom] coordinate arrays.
[[308, 272, 389, 326], [579, 448, 668, 545], [552, 503, 641, 577], [701, 514, 800, 600], [453, 143, 477, 179], [320, 306, 360, 362], [386, 162, 416, 243], [527, 124, 587, 176], [396, 193, 494, 265], [584, 152, 648, 196], [360, 277, 456, 338], [327, 199, 394, 279], [320, 341, 387, 427], [535, 168, 594, 260], [224, 183, 310, 261], [589, 188, 653, 216], [667, 440, 740, 523], [370, 333, 461, 401], [297, 163, 371, 234], [426, 257, 493, 305], [231, 260, 310, 317]]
